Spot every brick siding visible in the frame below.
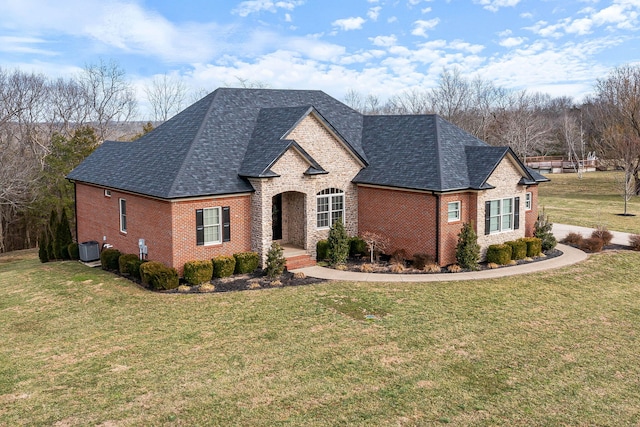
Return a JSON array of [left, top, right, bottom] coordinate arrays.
[[75, 183, 251, 275]]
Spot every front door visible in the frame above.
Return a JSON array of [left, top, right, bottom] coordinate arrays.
[[272, 194, 282, 240]]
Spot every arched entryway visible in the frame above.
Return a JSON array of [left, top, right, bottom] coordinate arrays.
[[272, 191, 306, 249]]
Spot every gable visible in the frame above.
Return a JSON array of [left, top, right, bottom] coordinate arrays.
[[286, 114, 364, 176], [485, 157, 525, 191]]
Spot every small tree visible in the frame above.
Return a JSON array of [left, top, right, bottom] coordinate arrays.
[[265, 242, 286, 278], [327, 219, 349, 265], [361, 231, 390, 263], [455, 222, 480, 270], [534, 209, 557, 251], [55, 209, 73, 260], [38, 229, 49, 263], [47, 210, 58, 259]]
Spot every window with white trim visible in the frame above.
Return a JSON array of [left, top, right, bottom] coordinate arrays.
[[447, 201, 461, 222], [317, 188, 344, 229], [203, 207, 221, 245], [487, 197, 519, 234], [119, 198, 127, 233], [525, 192, 532, 210]]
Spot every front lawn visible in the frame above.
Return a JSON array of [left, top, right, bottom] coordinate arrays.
[[2, 250, 640, 425], [538, 171, 640, 234]]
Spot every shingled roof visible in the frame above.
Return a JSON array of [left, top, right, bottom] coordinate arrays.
[[68, 88, 546, 198]]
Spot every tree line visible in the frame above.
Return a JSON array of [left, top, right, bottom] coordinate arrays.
[[1, 61, 640, 253]]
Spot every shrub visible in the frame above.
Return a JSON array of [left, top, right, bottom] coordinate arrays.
[[265, 242, 286, 278], [359, 263, 374, 273], [47, 210, 57, 259], [184, 260, 214, 285], [38, 230, 49, 263], [390, 249, 408, 265], [327, 219, 349, 266], [521, 237, 542, 257], [456, 222, 480, 270], [233, 252, 260, 274], [67, 242, 80, 260], [506, 240, 527, 260], [629, 234, 640, 251], [316, 239, 329, 261], [390, 262, 405, 273], [412, 253, 434, 270], [447, 264, 462, 273], [140, 261, 179, 290], [561, 232, 583, 246], [100, 248, 122, 271], [212, 255, 236, 278], [119, 253, 140, 275], [579, 237, 604, 253], [126, 258, 146, 280], [486, 244, 511, 265], [591, 228, 613, 246], [423, 263, 440, 273], [534, 209, 557, 251], [55, 209, 73, 260], [349, 236, 367, 257]]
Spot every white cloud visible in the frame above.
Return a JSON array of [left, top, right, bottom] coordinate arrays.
[[499, 36, 526, 47], [388, 16, 398, 23], [232, 1, 304, 17], [411, 19, 440, 37], [474, 0, 521, 12], [369, 35, 397, 47], [332, 17, 366, 31], [0, 36, 57, 56], [367, 6, 382, 21], [421, 7, 432, 14], [285, 13, 292, 22]]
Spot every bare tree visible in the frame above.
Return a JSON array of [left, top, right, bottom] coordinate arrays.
[[427, 67, 471, 122], [79, 59, 137, 140], [144, 73, 187, 122], [385, 88, 430, 114], [590, 65, 640, 194]]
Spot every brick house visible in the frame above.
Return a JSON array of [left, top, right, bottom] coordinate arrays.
[[68, 88, 548, 273]]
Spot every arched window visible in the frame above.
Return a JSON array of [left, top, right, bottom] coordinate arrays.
[[316, 188, 344, 229]]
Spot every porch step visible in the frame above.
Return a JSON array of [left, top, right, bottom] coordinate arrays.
[[285, 254, 316, 270]]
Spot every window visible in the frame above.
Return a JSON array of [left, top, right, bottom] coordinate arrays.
[[119, 199, 127, 233], [317, 188, 344, 229], [104, 189, 111, 197], [196, 207, 230, 246], [447, 201, 461, 222], [486, 197, 520, 234], [203, 207, 221, 245], [525, 192, 532, 210]]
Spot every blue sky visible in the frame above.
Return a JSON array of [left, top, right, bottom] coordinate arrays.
[[1, 0, 639, 117]]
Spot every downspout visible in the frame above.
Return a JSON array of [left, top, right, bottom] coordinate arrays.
[[434, 192, 440, 264], [73, 181, 78, 243]]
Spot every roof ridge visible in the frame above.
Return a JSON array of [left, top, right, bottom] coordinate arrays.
[[168, 90, 219, 197], [433, 115, 444, 191]]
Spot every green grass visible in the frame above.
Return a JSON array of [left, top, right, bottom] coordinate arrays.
[[538, 171, 640, 233], [2, 249, 640, 425]]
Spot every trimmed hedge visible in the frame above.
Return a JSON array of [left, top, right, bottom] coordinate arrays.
[[184, 260, 214, 285], [119, 253, 140, 275], [212, 255, 236, 278], [506, 240, 527, 260], [316, 239, 329, 261], [349, 236, 367, 257], [126, 258, 146, 280], [100, 248, 122, 271], [521, 237, 542, 257], [486, 244, 511, 265], [233, 252, 260, 274], [67, 242, 80, 260], [140, 261, 179, 290]]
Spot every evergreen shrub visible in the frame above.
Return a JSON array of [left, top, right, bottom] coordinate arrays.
[[233, 252, 260, 274], [486, 244, 511, 265], [212, 255, 236, 278], [184, 260, 214, 285], [140, 261, 179, 290], [100, 248, 122, 271]]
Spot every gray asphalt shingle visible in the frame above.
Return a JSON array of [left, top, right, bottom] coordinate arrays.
[[68, 88, 546, 198]]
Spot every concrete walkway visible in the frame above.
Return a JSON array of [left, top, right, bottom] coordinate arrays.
[[293, 223, 638, 282], [553, 223, 634, 246], [293, 243, 587, 282]]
